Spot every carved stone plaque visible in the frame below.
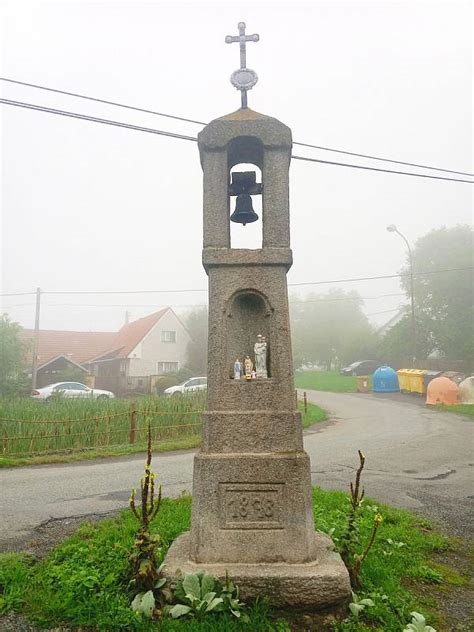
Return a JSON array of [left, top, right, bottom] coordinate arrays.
[[218, 482, 284, 530]]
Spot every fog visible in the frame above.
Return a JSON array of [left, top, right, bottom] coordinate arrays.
[[1, 0, 472, 334]]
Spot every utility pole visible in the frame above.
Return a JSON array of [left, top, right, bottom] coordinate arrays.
[[31, 287, 41, 392]]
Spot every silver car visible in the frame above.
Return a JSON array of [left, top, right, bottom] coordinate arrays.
[[32, 382, 115, 400], [164, 377, 207, 396]]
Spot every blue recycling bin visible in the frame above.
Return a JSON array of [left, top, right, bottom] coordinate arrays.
[[373, 366, 400, 392]]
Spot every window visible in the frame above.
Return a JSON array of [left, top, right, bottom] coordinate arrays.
[[157, 362, 179, 375], [161, 331, 176, 343]]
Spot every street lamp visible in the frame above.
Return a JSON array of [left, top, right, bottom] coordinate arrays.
[[387, 224, 417, 367]]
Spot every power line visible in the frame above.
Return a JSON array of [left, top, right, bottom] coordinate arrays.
[[0, 99, 197, 143], [291, 155, 473, 184], [0, 291, 36, 297], [2, 267, 470, 298], [3, 292, 406, 309], [291, 292, 406, 303], [293, 141, 473, 177], [2, 76, 472, 177], [288, 266, 473, 288], [365, 307, 402, 317], [2, 98, 473, 184], [0, 77, 207, 126]]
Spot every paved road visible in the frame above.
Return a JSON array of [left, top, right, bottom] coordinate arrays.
[[1, 391, 472, 550]]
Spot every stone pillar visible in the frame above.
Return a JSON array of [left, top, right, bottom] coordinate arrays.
[[164, 108, 350, 609]]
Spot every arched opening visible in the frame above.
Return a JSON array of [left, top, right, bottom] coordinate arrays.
[[227, 136, 264, 250], [226, 290, 273, 378], [229, 163, 262, 249]]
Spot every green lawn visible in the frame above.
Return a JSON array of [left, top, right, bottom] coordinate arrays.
[[295, 370, 361, 393], [0, 488, 463, 631], [299, 400, 328, 427], [434, 403, 474, 418]]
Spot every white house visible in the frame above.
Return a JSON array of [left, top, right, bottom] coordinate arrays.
[[22, 308, 192, 391], [87, 308, 191, 378]]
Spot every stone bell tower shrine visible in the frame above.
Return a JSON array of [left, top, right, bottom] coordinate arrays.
[[164, 23, 350, 609]]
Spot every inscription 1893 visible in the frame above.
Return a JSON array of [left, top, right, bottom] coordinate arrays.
[[219, 482, 284, 530]]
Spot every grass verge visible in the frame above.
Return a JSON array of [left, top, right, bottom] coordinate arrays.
[[0, 489, 467, 631], [299, 400, 328, 427], [434, 403, 474, 418], [0, 434, 201, 468], [295, 370, 360, 393]]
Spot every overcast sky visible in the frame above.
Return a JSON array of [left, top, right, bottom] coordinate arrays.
[[1, 0, 472, 333]]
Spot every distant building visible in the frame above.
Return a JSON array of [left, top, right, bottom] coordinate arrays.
[[21, 308, 191, 392], [376, 306, 409, 337]]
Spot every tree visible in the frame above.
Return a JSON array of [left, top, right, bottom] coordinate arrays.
[[184, 307, 208, 374], [290, 290, 377, 369], [378, 313, 434, 369], [0, 314, 30, 396], [399, 225, 473, 369]]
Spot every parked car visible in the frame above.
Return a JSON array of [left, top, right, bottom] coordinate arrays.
[[31, 382, 115, 400], [164, 377, 207, 396], [340, 361, 380, 376]]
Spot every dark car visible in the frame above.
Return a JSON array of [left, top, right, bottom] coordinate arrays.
[[340, 360, 380, 376]]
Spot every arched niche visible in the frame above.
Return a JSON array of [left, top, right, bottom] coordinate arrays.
[[225, 290, 273, 378]]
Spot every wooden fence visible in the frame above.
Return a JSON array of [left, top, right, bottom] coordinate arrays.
[[1, 405, 203, 456]]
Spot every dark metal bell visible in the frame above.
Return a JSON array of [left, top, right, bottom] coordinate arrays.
[[230, 193, 259, 226]]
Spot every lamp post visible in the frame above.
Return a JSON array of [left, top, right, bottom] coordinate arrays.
[[387, 224, 416, 367]]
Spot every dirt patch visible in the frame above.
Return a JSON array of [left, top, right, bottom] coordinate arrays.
[[0, 510, 118, 558], [408, 540, 474, 632]]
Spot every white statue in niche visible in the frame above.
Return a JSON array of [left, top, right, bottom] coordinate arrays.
[[254, 334, 268, 378], [233, 359, 242, 380]]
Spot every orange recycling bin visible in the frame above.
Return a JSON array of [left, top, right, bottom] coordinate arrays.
[[356, 376, 370, 393], [426, 376, 460, 406]]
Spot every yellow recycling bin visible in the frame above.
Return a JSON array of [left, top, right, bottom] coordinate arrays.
[[397, 369, 412, 392], [408, 369, 428, 395]]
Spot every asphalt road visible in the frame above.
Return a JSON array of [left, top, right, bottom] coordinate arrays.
[[1, 391, 472, 551]]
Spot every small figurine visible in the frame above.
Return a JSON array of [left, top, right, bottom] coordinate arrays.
[[251, 370, 257, 379], [244, 355, 253, 381], [233, 358, 242, 380], [254, 334, 268, 378]]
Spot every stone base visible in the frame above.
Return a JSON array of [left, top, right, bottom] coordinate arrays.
[[163, 531, 351, 609]]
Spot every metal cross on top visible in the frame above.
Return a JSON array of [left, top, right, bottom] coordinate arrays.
[[225, 22, 259, 108]]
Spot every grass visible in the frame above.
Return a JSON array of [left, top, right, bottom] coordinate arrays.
[[0, 435, 202, 468], [434, 403, 474, 418], [299, 400, 328, 427], [0, 393, 205, 457], [0, 397, 326, 467], [295, 370, 362, 393], [0, 488, 464, 631]]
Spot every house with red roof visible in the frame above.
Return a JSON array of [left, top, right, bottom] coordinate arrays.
[[21, 308, 191, 392]]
